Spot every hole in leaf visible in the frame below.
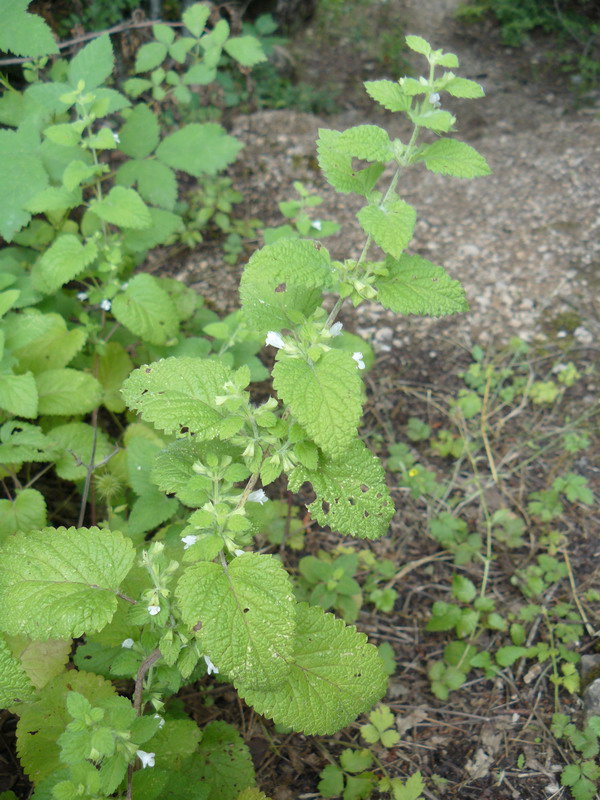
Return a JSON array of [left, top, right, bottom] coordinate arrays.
[[275, 282, 286, 293], [180, 426, 189, 434], [243, 607, 250, 613], [322, 501, 330, 514], [360, 484, 369, 492], [363, 510, 369, 518], [145, 368, 152, 373], [348, 497, 355, 506]]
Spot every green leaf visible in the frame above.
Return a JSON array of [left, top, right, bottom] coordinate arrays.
[[273, 349, 363, 458], [288, 440, 394, 539], [182, 2, 211, 37], [444, 77, 484, 98], [340, 748, 374, 773], [116, 159, 178, 210], [7, 311, 86, 374], [97, 342, 133, 412], [238, 603, 387, 735], [0, 372, 38, 418], [391, 772, 425, 800], [68, 35, 114, 90], [240, 239, 332, 332], [24, 185, 82, 214], [317, 128, 385, 196], [123, 77, 153, 97], [145, 719, 201, 770], [9, 637, 71, 690], [183, 62, 217, 85], [0, 488, 46, 541], [176, 553, 296, 690], [318, 764, 344, 797], [122, 207, 183, 251], [0, 0, 59, 57], [495, 646, 528, 667], [181, 721, 255, 800], [405, 35, 431, 56], [135, 41, 168, 73], [0, 527, 135, 639], [156, 123, 243, 177], [35, 368, 102, 415], [151, 438, 237, 506], [90, 186, 151, 229], [118, 103, 159, 159], [153, 23, 175, 45], [48, 422, 113, 482], [363, 80, 410, 112], [335, 125, 393, 161], [376, 254, 469, 316], [452, 574, 477, 603], [409, 109, 456, 133], [122, 356, 232, 437], [224, 36, 267, 66], [17, 670, 116, 783], [0, 421, 53, 464], [0, 634, 36, 707], [357, 198, 415, 258], [31, 234, 98, 294], [420, 138, 490, 178], [0, 128, 48, 241], [0, 289, 20, 317], [112, 273, 179, 345]]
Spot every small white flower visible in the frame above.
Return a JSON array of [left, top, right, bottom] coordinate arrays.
[[352, 352, 366, 370], [248, 489, 268, 504], [182, 535, 198, 550], [99, 299, 112, 312], [312, 219, 322, 231], [204, 654, 219, 675], [76, 291, 88, 301], [147, 605, 161, 616], [428, 92, 441, 108], [112, 132, 120, 144], [265, 331, 285, 349], [136, 750, 155, 768], [153, 714, 165, 729], [121, 638, 134, 649], [329, 321, 343, 337]]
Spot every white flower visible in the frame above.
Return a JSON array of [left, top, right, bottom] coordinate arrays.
[[265, 331, 285, 349], [428, 92, 441, 108], [248, 489, 268, 504], [204, 654, 219, 675], [99, 299, 112, 312], [352, 352, 366, 370], [312, 219, 322, 231], [182, 535, 198, 550], [153, 714, 165, 729], [147, 605, 161, 616], [121, 638, 134, 649], [329, 321, 343, 337], [136, 750, 155, 768], [76, 291, 88, 301]]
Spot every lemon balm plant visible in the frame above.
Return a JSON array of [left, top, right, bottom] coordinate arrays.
[[0, 9, 491, 799]]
